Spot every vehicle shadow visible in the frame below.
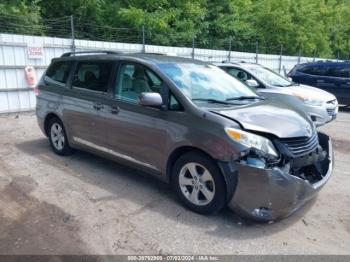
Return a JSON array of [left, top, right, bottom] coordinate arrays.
[[16, 138, 316, 240]]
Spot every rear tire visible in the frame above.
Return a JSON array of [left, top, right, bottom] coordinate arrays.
[[172, 151, 226, 214], [48, 117, 73, 156]]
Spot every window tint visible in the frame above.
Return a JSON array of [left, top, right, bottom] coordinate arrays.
[[46, 61, 72, 84], [115, 63, 163, 102], [225, 67, 253, 82], [299, 65, 328, 76], [326, 66, 350, 78], [72, 61, 113, 93]]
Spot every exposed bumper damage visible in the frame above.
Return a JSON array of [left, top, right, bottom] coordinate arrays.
[[228, 132, 333, 221]]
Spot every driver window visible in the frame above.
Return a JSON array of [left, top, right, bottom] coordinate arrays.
[[226, 68, 249, 81], [226, 67, 262, 88], [115, 63, 163, 103]]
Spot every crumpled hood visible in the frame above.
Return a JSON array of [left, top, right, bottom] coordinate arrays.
[[211, 102, 314, 138], [274, 84, 336, 102]]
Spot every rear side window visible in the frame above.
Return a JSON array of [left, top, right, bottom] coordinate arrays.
[[326, 66, 350, 78], [45, 61, 72, 84], [72, 61, 114, 93]]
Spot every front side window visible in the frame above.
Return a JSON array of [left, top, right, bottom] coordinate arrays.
[[246, 65, 292, 87], [300, 65, 328, 76], [45, 61, 72, 84], [157, 63, 258, 103], [226, 67, 249, 81], [72, 61, 113, 93], [115, 63, 163, 103]]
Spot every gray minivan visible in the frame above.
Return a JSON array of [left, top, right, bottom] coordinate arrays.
[[36, 51, 333, 221]]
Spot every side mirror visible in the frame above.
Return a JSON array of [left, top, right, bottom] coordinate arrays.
[[139, 92, 163, 108], [246, 79, 259, 88]]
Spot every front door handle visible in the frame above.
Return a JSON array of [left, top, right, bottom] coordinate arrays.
[[93, 102, 104, 110], [110, 106, 120, 114]]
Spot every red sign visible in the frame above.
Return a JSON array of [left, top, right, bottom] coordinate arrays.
[[27, 44, 43, 59]]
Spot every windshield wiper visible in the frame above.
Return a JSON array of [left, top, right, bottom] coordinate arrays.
[[226, 96, 265, 101], [192, 98, 233, 105]]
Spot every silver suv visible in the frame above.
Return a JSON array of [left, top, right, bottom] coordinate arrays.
[[36, 51, 333, 221]]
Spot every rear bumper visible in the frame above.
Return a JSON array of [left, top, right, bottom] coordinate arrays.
[[228, 132, 333, 221]]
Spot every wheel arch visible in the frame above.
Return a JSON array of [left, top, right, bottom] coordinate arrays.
[[43, 112, 64, 137], [166, 145, 238, 204], [166, 146, 213, 181]]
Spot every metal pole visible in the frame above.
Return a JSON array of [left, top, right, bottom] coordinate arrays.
[[142, 25, 145, 53], [255, 40, 259, 63], [313, 49, 316, 62], [279, 44, 283, 74], [337, 51, 339, 62], [192, 37, 195, 60], [70, 15, 75, 53], [298, 48, 301, 64], [228, 37, 232, 62]]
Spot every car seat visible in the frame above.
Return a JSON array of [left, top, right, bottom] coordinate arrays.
[[237, 71, 246, 81], [132, 68, 151, 93]]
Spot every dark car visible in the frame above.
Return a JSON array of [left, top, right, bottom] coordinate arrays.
[[35, 51, 333, 221], [288, 61, 350, 105]]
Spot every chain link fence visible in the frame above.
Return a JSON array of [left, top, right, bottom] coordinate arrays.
[[1, 13, 346, 64], [0, 13, 346, 113]]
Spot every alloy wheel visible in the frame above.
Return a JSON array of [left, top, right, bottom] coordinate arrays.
[[179, 162, 216, 206], [50, 123, 65, 151]]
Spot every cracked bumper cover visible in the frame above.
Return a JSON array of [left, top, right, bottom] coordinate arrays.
[[227, 132, 333, 221]]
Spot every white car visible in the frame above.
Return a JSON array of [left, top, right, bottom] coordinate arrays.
[[216, 62, 338, 127]]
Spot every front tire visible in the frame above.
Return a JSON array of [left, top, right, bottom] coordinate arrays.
[[48, 117, 73, 156], [172, 152, 226, 214]]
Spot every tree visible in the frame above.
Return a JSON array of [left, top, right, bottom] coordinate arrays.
[[0, 0, 42, 35], [1, 0, 350, 58]]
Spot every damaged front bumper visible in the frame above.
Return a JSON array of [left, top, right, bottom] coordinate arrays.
[[228, 132, 333, 221]]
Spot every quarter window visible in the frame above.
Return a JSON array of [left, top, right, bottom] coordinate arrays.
[[72, 61, 113, 93], [169, 94, 183, 111], [45, 61, 72, 84], [115, 63, 163, 102]]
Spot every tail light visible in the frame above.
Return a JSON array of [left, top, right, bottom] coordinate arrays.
[[34, 86, 40, 96]]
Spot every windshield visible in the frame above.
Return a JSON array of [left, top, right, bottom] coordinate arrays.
[[157, 63, 259, 102], [247, 66, 292, 87]]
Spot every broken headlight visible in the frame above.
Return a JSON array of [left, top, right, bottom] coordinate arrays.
[[225, 127, 279, 158]]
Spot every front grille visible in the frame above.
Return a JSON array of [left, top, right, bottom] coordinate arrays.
[[276, 132, 319, 158], [326, 108, 336, 116]]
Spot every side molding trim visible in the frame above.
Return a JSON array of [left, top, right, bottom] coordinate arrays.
[[72, 136, 159, 171]]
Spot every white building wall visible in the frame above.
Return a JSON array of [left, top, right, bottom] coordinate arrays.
[[0, 33, 333, 113]]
